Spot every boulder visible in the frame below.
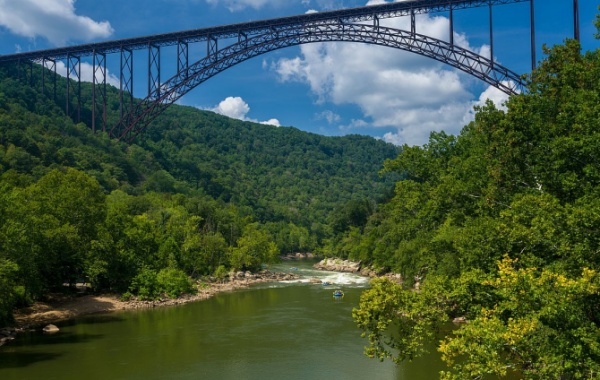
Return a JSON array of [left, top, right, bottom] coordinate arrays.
[[383, 273, 403, 284], [43, 324, 60, 333], [452, 316, 467, 324], [314, 258, 361, 273]]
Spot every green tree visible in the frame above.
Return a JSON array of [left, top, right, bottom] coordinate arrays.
[[353, 276, 451, 363], [439, 257, 600, 380], [229, 224, 278, 271], [156, 267, 194, 298], [1, 169, 105, 295], [0, 259, 19, 326], [129, 267, 160, 300]]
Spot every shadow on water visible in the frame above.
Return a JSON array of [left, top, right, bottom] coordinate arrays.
[[0, 351, 64, 368], [58, 314, 125, 327], [0, 330, 104, 368], [8, 331, 104, 347]]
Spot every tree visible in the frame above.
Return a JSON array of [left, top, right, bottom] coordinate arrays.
[[354, 258, 600, 379], [1, 169, 106, 295], [439, 257, 600, 380], [228, 224, 278, 271], [0, 259, 19, 326], [353, 276, 450, 364]]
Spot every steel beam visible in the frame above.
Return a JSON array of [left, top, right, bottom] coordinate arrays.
[[530, 0, 535, 70], [66, 54, 81, 123], [449, 6, 454, 46], [113, 47, 134, 139], [148, 44, 161, 98], [574, 0, 580, 42], [177, 40, 189, 79], [119, 22, 524, 141], [42, 58, 57, 100], [489, 3, 494, 68], [0, 0, 530, 63], [207, 35, 218, 61], [92, 51, 108, 133]]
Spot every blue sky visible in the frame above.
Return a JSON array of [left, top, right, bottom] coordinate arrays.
[[0, 0, 598, 145]]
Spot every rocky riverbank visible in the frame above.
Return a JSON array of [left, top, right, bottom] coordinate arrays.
[[1, 269, 300, 348], [314, 258, 403, 283]]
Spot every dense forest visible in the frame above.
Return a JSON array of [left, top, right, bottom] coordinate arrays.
[[0, 62, 399, 325], [352, 30, 600, 379]]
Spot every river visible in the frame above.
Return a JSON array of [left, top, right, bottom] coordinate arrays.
[[0, 260, 447, 380]]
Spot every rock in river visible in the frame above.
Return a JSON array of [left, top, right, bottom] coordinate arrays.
[[43, 324, 60, 333]]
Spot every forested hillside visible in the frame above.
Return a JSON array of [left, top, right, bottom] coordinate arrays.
[[352, 38, 600, 379], [0, 64, 399, 325], [141, 105, 400, 226]]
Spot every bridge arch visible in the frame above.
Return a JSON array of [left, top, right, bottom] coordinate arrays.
[[116, 22, 525, 142]]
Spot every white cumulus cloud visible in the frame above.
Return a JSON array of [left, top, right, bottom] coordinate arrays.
[[212, 96, 251, 120], [270, 3, 508, 146], [0, 0, 114, 45], [473, 83, 511, 111], [260, 118, 281, 127], [210, 96, 280, 126]]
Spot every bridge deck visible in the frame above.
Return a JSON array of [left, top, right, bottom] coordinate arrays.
[[0, 0, 527, 63]]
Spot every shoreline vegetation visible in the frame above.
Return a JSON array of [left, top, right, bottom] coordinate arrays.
[[0, 268, 302, 348], [0, 256, 377, 348], [0, 257, 404, 349]]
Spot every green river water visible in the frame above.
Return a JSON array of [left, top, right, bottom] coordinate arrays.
[[0, 261, 447, 380]]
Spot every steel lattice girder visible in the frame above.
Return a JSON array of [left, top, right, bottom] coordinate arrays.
[[92, 51, 108, 133], [115, 21, 525, 141], [0, 0, 529, 63]]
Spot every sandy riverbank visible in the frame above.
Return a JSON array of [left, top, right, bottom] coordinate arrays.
[[12, 284, 230, 329], [0, 270, 300, 347]]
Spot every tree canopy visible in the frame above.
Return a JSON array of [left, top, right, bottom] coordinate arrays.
[[352, 38, 600, 379]]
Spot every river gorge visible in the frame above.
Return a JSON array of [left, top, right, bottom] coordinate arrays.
[[0, 260, 447, 379]]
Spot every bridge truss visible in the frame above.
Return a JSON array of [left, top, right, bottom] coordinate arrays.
[[0, 0, 582, 142]]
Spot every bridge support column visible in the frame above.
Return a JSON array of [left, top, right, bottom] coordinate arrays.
[[530, 0, 536, 70], [27, 60, 33, 87], [92, 51, 108, 133], [177, 40, 189, 80], [148, 44, 161, 99], [449, 6, 454, 46], [489, 3, 494, 67], [574, 0, 580, 42], [114, 47, 134, 139], [238, 32, 247, 45], [42, 58, 57, 101], [66, 54, 81, 123], [208, 35, 218, 61]]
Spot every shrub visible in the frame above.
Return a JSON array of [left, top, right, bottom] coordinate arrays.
[[129, 268, 160, 300], [156, 268, 194, 298]]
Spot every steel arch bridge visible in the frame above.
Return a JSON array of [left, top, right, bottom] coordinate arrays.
[[0, 0, 582, 142]]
